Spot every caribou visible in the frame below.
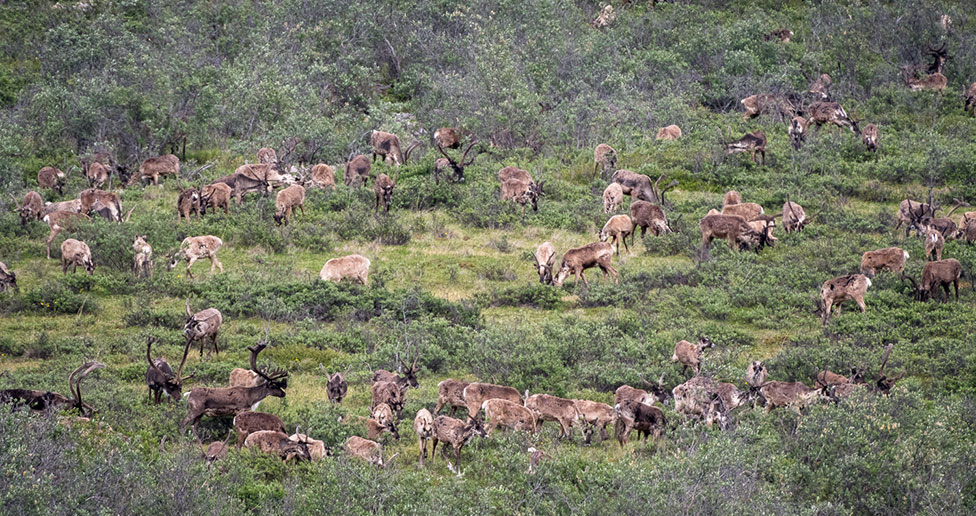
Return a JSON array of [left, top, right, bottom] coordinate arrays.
[[145, 337, 192, 404], [184, 299, 223, 356], [0, 360, 104, 417], [434, 138, 478, 183], [181, 340, 289, 439]]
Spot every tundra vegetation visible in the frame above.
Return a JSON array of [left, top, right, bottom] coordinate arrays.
[[2, 2, 976, 515]]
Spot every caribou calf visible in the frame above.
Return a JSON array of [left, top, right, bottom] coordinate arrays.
[[524, 393, 582, 440], [603, 183, 624, 214], [414, 408, 434, 466], [290, 432, 328, 461], [759, 381, 821, 413], [600, 215, 635, 256], [169, 236, 224, 278], [0, 262, 16, 292], [782, 200, 807, 232], [593, 143, 617, 179], [630, 201, 671, 239], [133, 154, 179, 187], [43, 211, 89, 259], [244, 430, 311, 462], [723, 190, 742, 207], [788, 116, 809, 149], [615, 384, 660, 407], [498, 166, 542, 215], [860, 247, 908, 277], [430, 416, 484, 475], [37, 166, 66, 194], [699, 214, 763, 259], [481, 399, 536, 436], [184, 299, 223, 356], [201, 183, 231, 215], [344, 155, 371, 187], [234, 411, 286, 448], [656, 125, 682, 140], [924, 227, 944, 261], [177, 188, 202, 222], [746, 361, 768, 389], [552, 242, 618, 288], [371, 381, 404, 419], [307, 164, 336, 189], [319, 254, 370, 285], [346, 436, 386, 467], [274, 184, 305, 225], [966, 82, 976, 117], [820, 274, 871, 322], [17, 191, 43, 225], [373, 173, 395, 213], [807, 101, 859, 133], [132, 235, 154, 279], [61, 239, 94, 275], [84, 160, 109, 189], [326, 370, 348, 405], [725, 131, 767, 165], [672, 336, 714, 377], [79, 188, 122, 223], [145, 337, 191, 404], [862, 123, 879, 152]]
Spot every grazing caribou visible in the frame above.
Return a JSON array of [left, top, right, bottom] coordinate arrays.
[[145, 337, 192, 404], [181, 341, 288, 439]]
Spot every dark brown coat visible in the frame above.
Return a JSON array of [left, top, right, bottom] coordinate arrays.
[[614, 400, 666, 444]]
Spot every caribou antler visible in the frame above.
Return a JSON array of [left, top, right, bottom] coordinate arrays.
[[945, 198, 969, 217], [249, 328, 288, 384], [878, 343, 894, 376], [68, 360, 105, 416], [123, 203, 138, 223]]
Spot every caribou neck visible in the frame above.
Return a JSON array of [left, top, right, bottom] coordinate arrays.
[[240, 382, 279, 406]]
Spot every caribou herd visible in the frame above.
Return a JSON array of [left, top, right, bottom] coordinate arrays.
[[1, 32, 972, 474]]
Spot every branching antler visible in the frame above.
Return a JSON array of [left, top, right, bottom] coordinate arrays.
[[68, 360, 105, 416]]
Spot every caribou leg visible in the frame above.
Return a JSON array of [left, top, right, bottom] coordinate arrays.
[[185, 256, 197, 278]]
